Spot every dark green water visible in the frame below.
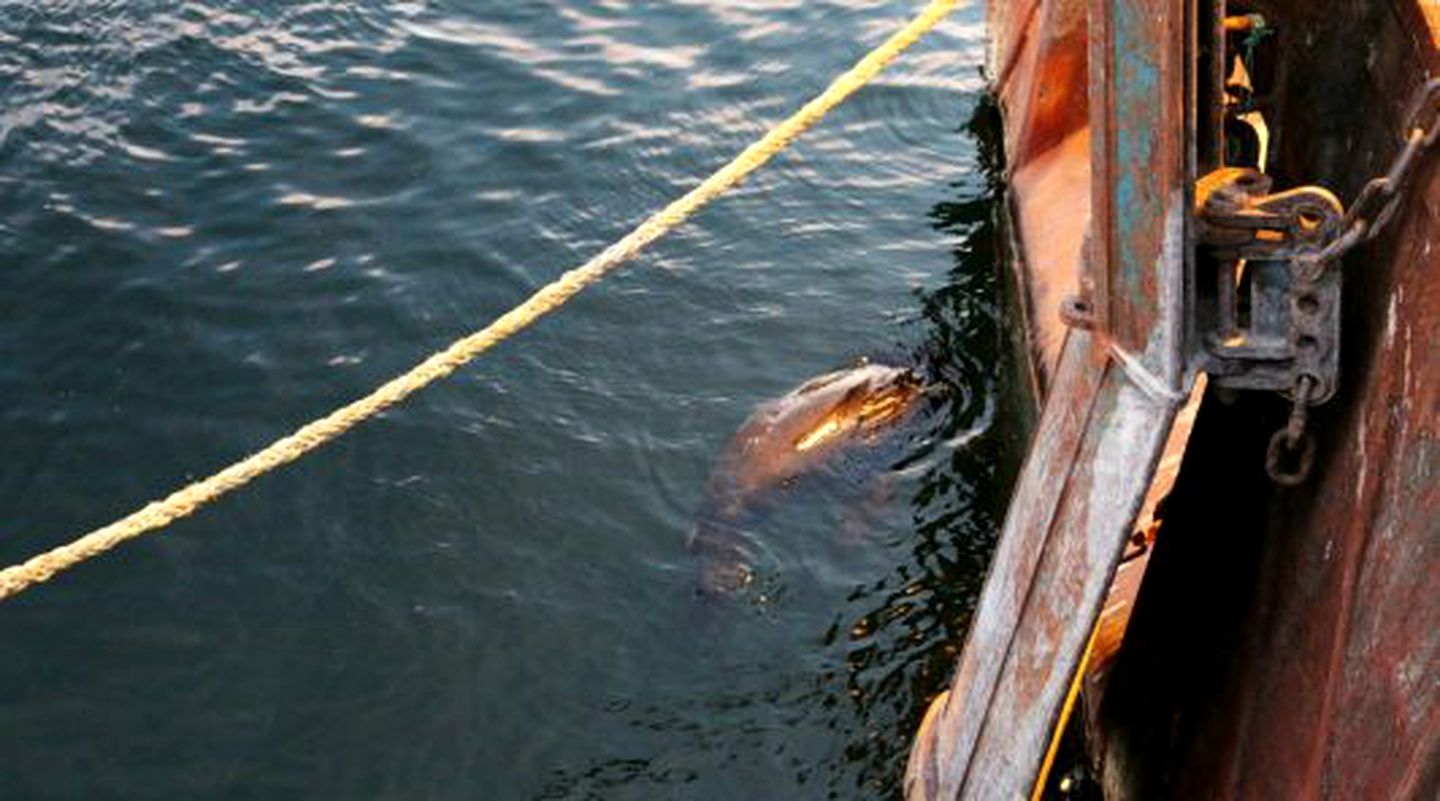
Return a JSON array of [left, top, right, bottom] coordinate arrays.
[[0, 2, 1018, 798]]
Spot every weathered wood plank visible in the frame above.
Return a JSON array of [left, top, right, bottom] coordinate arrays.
[[911, 330, 1106, 800], [961, 365, 1177, 797], [905, 0, 1190, 796]]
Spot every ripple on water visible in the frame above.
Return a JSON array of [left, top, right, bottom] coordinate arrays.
[[0, 0, 1005, 798]]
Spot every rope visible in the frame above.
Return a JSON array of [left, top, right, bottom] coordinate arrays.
[[0, 0, 961, 602], [1029, 613, 1100, 800]]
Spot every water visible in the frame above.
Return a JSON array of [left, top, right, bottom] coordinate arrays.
[[0, 2, 1020, 798]]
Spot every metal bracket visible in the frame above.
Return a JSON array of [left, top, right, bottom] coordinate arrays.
[[1193, 167, 1344, 405]]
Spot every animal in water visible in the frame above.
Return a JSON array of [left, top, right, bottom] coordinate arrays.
[[689, 361, 928, 599]]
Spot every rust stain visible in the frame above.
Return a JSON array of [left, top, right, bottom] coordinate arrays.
[[1010, 128, 1091, 377], [1420, 1, 1440, 48], [907, 0, 1192, 797], [1093, 0, 1186, 381], [1089, 5, 1440, 798]]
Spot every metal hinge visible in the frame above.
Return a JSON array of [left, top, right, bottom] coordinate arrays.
[[1192, 166, 1343, 484], [1193, 78, 1440, 484], [1193, 166, 1343, 403]]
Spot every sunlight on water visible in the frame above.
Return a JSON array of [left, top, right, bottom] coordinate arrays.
[[0, 2, 1017, 798]]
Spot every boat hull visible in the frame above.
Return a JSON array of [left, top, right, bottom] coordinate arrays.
[[909, 1, 1440, 799]]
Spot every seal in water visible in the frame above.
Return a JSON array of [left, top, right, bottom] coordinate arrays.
[[689, 361, 926, 599]]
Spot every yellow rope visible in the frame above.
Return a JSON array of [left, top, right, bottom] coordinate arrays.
[[0, 0, 960, 602], [1030, 614, 1101, 800]]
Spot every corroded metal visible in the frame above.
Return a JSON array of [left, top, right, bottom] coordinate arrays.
[[1195, 168, 1343, 259], [915, 1, 1440, 798], [905, 0, 1192, 797], [988, 0, 1092, 385], [1263, 371, 1317, 485], [1195, 75, 1440, 484], [1194, 167, 1344, 406], [1091, 2, 1440, 798], [1088, 0, 1189, 385]]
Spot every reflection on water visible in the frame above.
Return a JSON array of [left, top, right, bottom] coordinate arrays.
[[812, 93, 1021, 798], [0, 2, 1013, 799], [535, 96, 1018, 801]]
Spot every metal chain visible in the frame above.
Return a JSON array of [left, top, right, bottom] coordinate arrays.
[[1265, 77, 1440, 485], [1266, 373, 1316, 486]]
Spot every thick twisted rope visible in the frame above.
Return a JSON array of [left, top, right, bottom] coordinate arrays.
[[0, 0, 959, 601]]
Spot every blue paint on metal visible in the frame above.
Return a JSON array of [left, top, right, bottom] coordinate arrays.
[[1111, 0, 1162, 314]]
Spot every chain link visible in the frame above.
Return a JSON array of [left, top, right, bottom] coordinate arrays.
[[1264, 77, 1440, 485], [1267, 374, 1316, 485]]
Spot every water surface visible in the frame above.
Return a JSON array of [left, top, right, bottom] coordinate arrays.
[[0, 2, 1018, 798]]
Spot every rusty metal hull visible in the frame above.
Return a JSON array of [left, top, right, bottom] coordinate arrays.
[[909, 0, 1440, 799], [1094, 4, 1440, 798]]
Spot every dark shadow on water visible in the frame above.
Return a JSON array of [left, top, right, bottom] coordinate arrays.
[[535, 95, 1027, 800], [813, 90, 1025, 799]]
